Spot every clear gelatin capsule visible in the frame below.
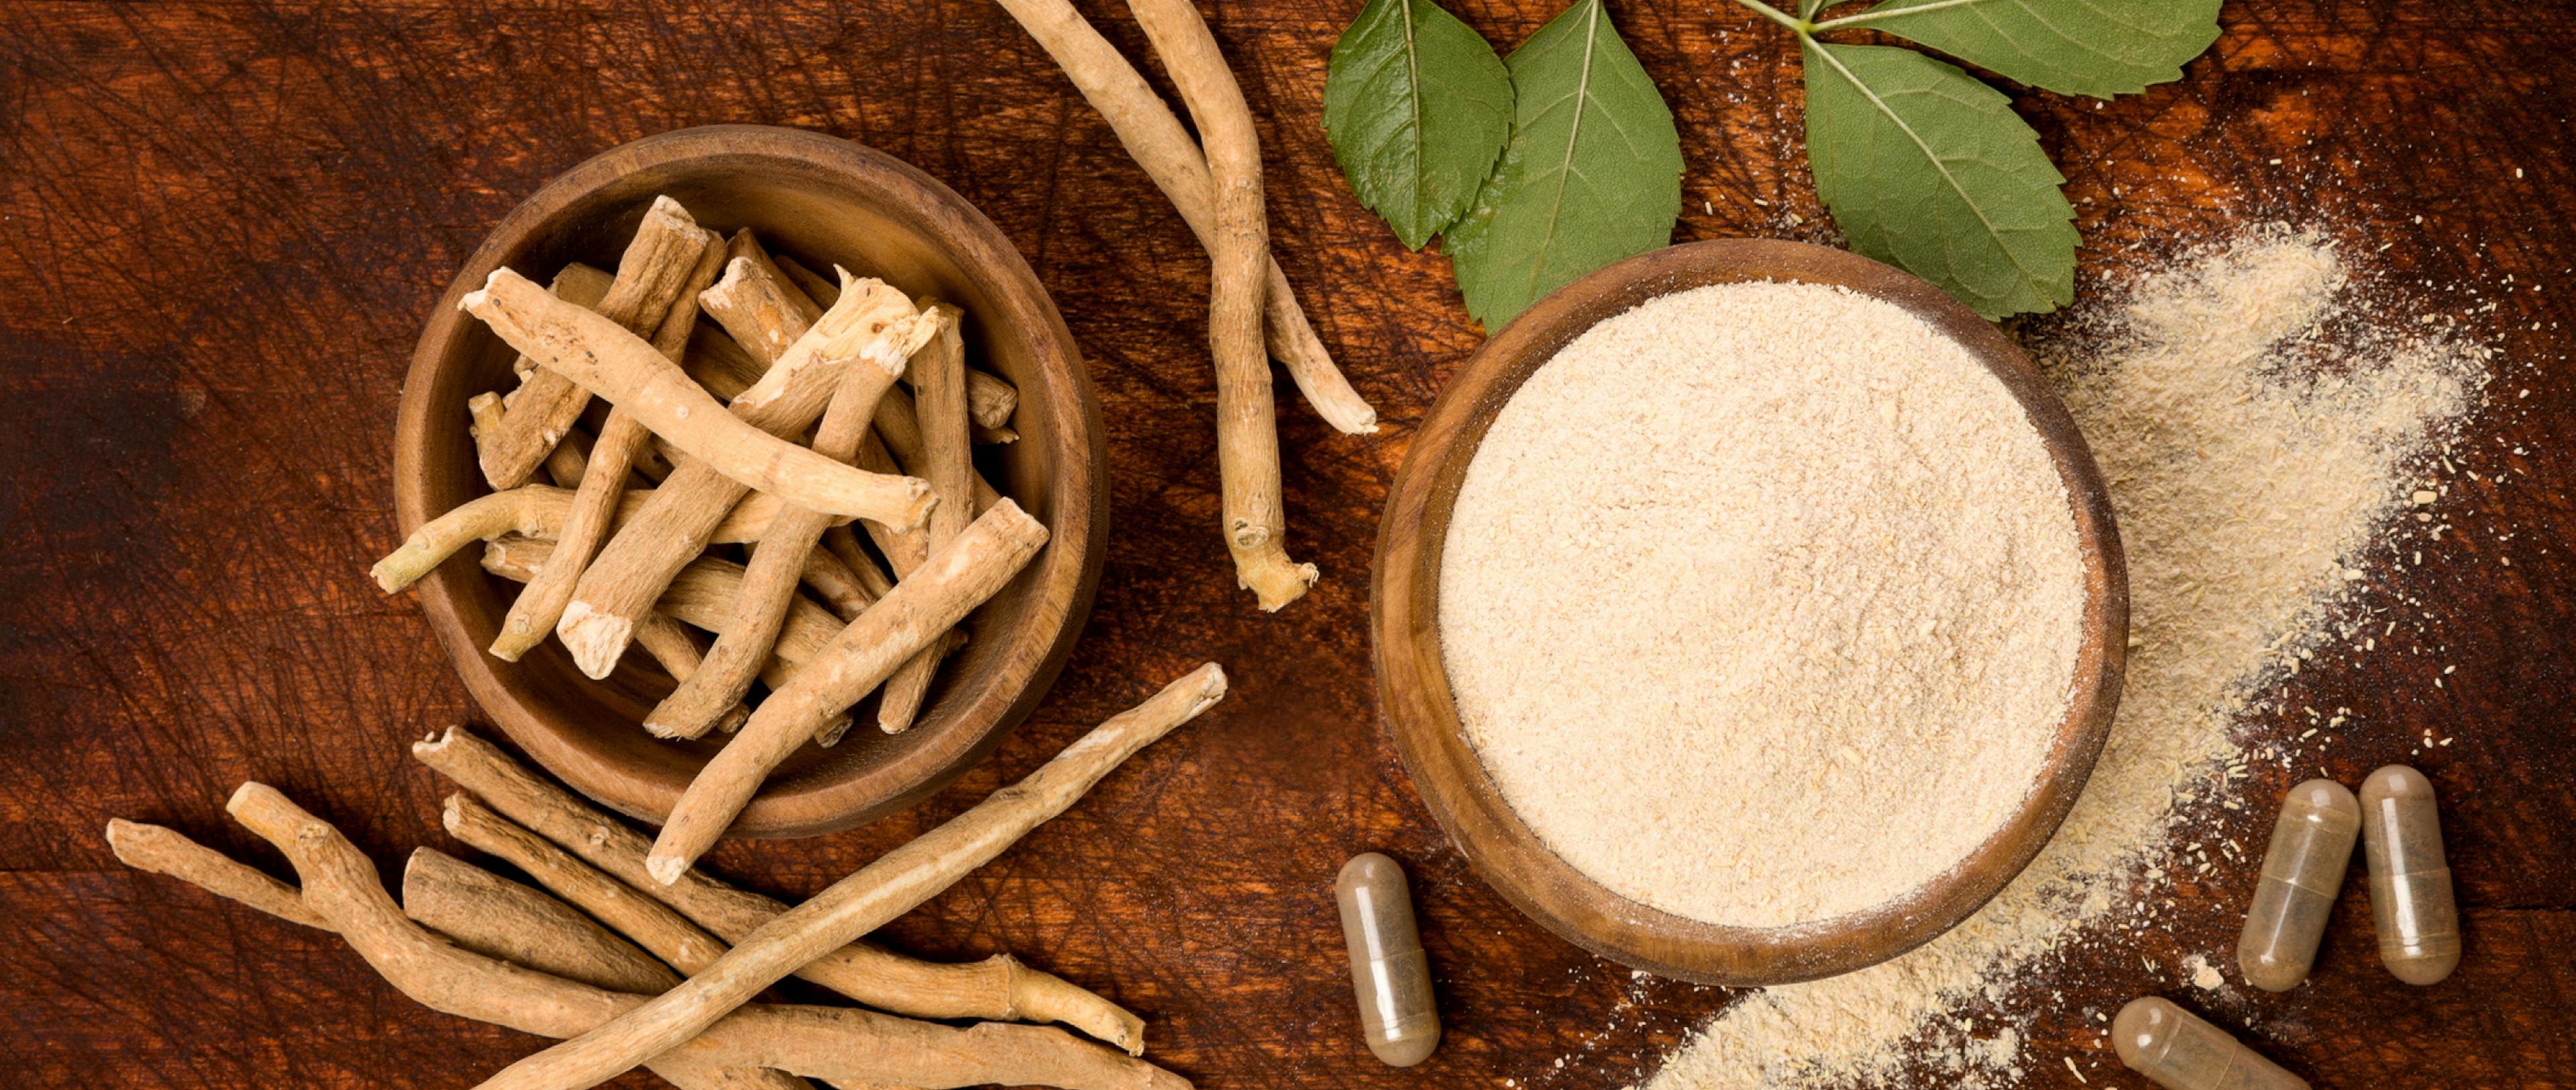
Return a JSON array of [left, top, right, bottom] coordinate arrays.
[[1335, 852, 1440, 1067], [2237, 778, 2360, 991], [2359, 764, 2462, 985], [2112, 996, 2310, 1090]]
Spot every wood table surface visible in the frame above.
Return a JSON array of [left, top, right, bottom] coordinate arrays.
[[1, 1, 2569, 1088]]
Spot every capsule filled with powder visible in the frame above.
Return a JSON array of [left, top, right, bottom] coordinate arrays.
[[1335, 853, 1440, 1067], [2112, 996, 2310, 1090], [2237, 778, 2359, 991], [2359, 764, 2461, 985]]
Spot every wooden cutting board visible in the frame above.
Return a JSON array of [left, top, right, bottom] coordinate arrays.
[[0, 1, 2567, 1087]]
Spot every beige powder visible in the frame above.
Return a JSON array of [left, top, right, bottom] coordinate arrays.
[[1439, 280, 2087, 930], [1638, 229, 2484, 1088]]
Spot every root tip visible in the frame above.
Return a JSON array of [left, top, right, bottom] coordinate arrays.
[[557, 605, 634, 681]]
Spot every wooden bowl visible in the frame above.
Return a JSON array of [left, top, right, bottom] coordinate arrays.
[[396, 125, 1106, 838], [1371, 239, 2127, 985]]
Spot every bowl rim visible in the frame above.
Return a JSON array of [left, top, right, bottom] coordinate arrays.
[[1369, 237, 2129, 985], [396, 123, 1108, 838]]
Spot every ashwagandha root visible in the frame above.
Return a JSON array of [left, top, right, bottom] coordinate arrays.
[[469, 664, 1226, 1090], [989, 0, 1374, 435], [400, 849, 817, 1090], [105, 818, 330, 930], [686, 321, 769, 400], [403, 847, 680, 995], [557, 272, 934, 680], [482, 198, 711, 488], [677, 310, 890, 626], [483, 539, 820, 696], [166, 783, 1183, 1090], [698, 232, 820, 364], [796, 549, 877, 621], [629, 616, 754, 737], [761, 267, 1004, 516], [413, 726, 1148, 1051], [873, 629, 967, 738], [107, 816, 804, 1090], [648, 329, 909, 740], [371, 486, 847, 594], [769, 254, 841, 317], [443, 794, 731, 977], [492, 230, 729, 662], [879, 303, 975, 735], [786, 265, 1020, 431], [727, 274, 932, 415], [648, 500, 1052, 881], [1122, 0, 1316, 611], [482, 536, 850, 741], [821, 524, 898, 600], [463, 267, 934, 525]]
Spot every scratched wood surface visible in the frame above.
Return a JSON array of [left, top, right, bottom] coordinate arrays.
[[1, 1, 2570, 1089]]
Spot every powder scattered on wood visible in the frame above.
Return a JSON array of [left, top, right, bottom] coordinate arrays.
[[1638, 227, 2485, 1088], [1440, 280, 2086, 929]]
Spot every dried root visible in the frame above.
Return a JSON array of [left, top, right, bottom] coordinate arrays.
[[105, 818, 329, 930], [879, 302, 973, 735], [492, 230, 728, 662], [647, 328, 907, 741], [629, 616, 753, 736], [481, 198, 712, 488], [785, 263, 1020, 430], [113, 785, 1183, 1090], [412, 726, 1148, 1051], [1128, 0, 1316, 610], [482, 539, 822, 695], [647, 500, 1051, 881], [989, 0, 1374, 434], [557, 268, 934, 680], [402, 847, 678, 995], [467, 664, 1227, 1090], [370, 485, 837, 594], [462, 267, 934, 526]]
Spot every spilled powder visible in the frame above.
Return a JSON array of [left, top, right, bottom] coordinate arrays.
[[1638, 229, 2484, 1088], [1440, 281, 2085, 929]]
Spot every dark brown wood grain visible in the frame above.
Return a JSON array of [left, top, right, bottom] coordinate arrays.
[[0, 2, 2569, 1089]]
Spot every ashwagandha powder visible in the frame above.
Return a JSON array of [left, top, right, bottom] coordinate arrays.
[[1439, 280, 2088, 929], [1638, 229, 2484, 1088]]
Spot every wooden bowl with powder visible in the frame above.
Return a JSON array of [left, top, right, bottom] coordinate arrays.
[[1372, 239, 2127, 986]]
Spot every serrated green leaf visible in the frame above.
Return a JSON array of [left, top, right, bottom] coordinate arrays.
[[1832, 0, 2221, 99], [1802, 41, 2076, 318], [1445, 0, 1682, 329], [1322, 0, 1514, 250]]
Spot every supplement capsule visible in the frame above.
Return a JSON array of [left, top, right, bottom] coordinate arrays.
[[2112, 996, 2310, 1090], [2236, 779, 2360, 991], [2359, 764, 2461, 985], [1335, 853, 1440, 1067]]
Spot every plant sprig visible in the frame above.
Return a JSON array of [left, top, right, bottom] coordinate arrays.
[[1735, 0, 2222, 317], [1324, 0, 2222, 324], [1324, 0, 1680, 331]]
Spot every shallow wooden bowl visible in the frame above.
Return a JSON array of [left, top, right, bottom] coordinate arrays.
[[1371, 239, 2127, 985], [397, 125, 1106, 838]]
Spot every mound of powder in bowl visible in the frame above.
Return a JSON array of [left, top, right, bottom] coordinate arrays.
[[1438, 280, 2088, 930]]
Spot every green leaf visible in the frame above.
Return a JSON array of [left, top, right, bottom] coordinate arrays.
[[1801, 40, 2076, 318], [1832, 0, 2222, 99], [1322, 0, 1515, 250], [1445, 0, 1682, 329]]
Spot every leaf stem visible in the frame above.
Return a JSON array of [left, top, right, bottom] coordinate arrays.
[[1723, 0, 1813, 34], [1809, 0, 1987, 32]]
